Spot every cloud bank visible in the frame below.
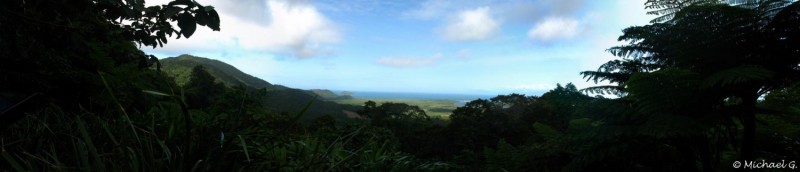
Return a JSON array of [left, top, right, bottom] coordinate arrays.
[[528, 17, 582, 42], [440, 7, 500, 41], [146, 0, 340, 58], [403, 0, 589, 43]]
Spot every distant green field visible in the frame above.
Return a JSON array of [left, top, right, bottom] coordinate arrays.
[[332, 98, 458, 117]]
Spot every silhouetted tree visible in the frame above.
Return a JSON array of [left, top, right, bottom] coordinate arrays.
[[582, 0, 800, 168], [184, 65, 225, 109], [0, 0, 220, 118], [357, 101, 435, 156]]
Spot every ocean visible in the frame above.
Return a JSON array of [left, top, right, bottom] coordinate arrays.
[[340, 91, 494, 106]]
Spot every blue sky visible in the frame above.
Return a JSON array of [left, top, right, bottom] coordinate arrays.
[[143, 0, 652, 95]]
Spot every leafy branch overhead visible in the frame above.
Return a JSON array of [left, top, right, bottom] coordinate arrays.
[[99, 0, 221, 48]]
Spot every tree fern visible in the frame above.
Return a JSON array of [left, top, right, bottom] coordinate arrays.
[[645, 0, 722, 23], [643, 0, 793, 23], [701, 66, 775, 88], [580, 85, 626, 96]]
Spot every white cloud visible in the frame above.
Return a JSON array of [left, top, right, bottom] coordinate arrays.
[[145, 0, 339, 58], [440, 7, 500, 41], [528, 17, 581, 42], [376, 53, 443, 68]]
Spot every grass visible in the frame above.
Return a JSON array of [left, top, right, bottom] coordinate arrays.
[[331, 98, 459, 117], [2, 99, 451, 171]]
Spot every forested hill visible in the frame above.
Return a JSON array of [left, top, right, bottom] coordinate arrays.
[[161, 54, 281, 90], [160, 54, 360, 121]]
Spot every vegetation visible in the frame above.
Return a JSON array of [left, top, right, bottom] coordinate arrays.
[[160, 55, 362, 122], [161, 54, 277, 89], [2, 0, 800, 171], [334, 98, 458, 117]]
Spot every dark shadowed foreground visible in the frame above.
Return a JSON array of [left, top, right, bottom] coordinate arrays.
[[2, 0, 800, 171]]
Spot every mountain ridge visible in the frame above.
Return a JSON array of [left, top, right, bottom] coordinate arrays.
[[160, 54, 360, 121], [161, 54, 278, 89]]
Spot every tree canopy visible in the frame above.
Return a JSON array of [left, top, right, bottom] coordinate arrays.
[[582, 0, 800, 167]]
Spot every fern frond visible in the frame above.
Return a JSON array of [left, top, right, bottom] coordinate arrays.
[[580, 85, 627, 96], [580, 71, 629, 84], [645, 0, 722, 23], [627, 69, 701, 114], [701, 66, 775, 88]]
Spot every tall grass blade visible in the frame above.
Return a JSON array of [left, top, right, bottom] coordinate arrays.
[[220, 132, 225, 148], [238, 135, 251, 162], [101, 122, 119, 146], [157, 140, 172, 163], [48, 144, 64, 169], [76, 117, 106, 171], [22, 151, 58, 169], [291, 95, 317, 122], [98, 71, 140, 143], [126, 147, 140, 172], [191, 160, 204, 172], [2, 151, 25, 172], [73, 137, 90, 172], [97, 71, 127, 116], [142, 90, 171, 97]]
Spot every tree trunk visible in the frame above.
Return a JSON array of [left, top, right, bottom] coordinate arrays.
[[740, 93, 758, 160], [677, 141, 700, 172]]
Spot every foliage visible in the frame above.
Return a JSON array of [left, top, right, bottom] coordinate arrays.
[[0, 0, 220, 121], [579, 0, 800, 170], [160, 55, 276, 89], [1, 0, 448, 171], [334, 98, 459, 117], [3, 0, 800, 171], [159, 55, 362, 122]]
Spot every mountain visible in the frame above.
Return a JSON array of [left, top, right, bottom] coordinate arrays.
[[160, 54, 360, 121], [309, 89, 354, 100], [160, 54, 282, 89]]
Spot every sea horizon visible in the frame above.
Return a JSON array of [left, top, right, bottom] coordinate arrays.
[[335, 90, 495, 101]]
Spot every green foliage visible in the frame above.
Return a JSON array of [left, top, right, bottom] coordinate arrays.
[[308, 89, 354, 100], [582, 0, 800, 165], [700, 66, 775, 88], [160, 55, 274, 88], [159, 54, 361, 122], [4, 0, 800, 171], [0, 0, 221, 120], [358, 101, 430, 125], [256, 127, 449, 171], [334, 98, 458, 117], [0, 0, 449, 171], [356, 101, 448, 160], [183, 65, 226, 109]]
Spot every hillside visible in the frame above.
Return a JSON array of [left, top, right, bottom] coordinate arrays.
[[161, 54, 280, 89], [308, 89, 354, 100], [160, 55, 360, 121]]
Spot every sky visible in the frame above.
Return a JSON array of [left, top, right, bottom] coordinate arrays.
[[143, 0, 653, 95]]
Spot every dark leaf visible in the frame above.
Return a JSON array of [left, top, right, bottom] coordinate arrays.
[[207, 9, 221, 31], [167, 0, 194, 7], [164, 6, 182, 18], [177, 13, 196, 38], [157, 31, 167, 44], [195, 7, 208, 26]]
